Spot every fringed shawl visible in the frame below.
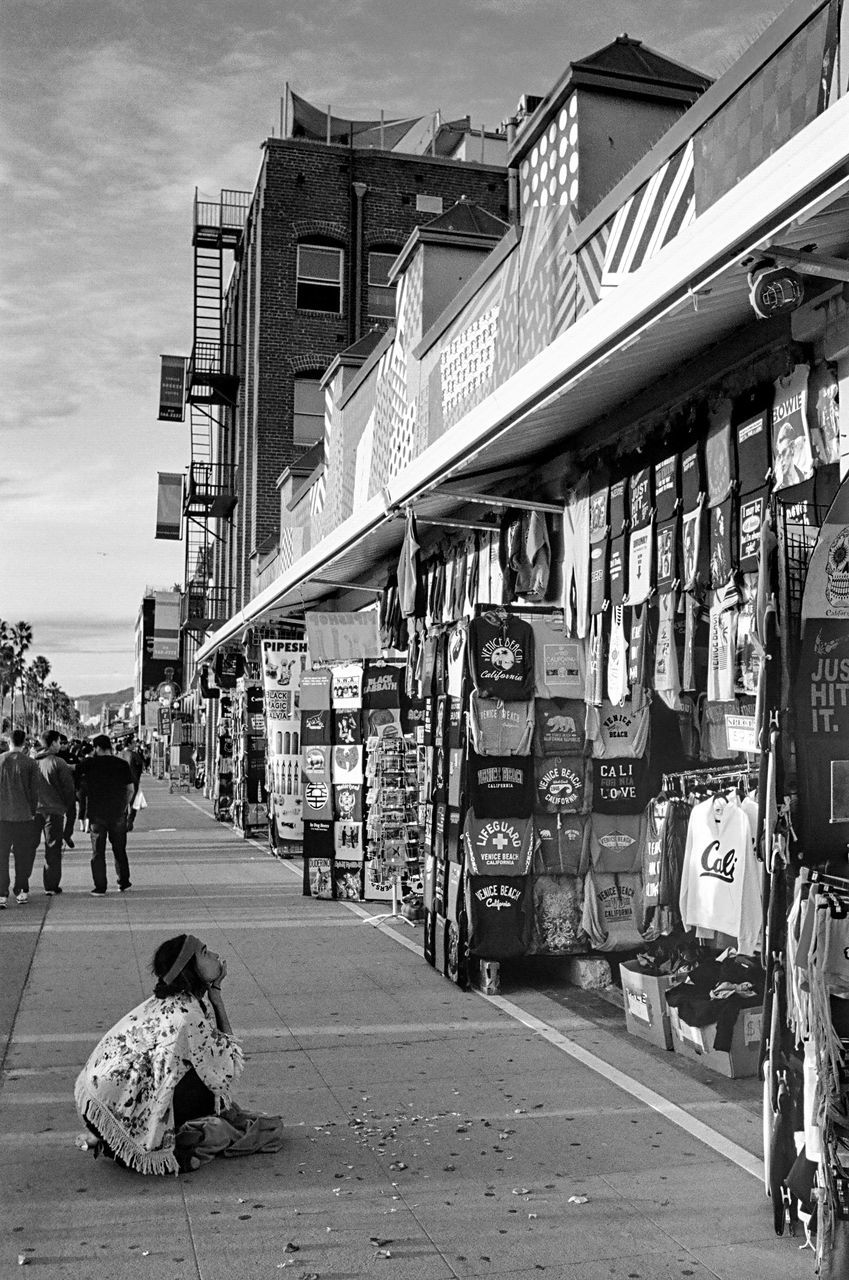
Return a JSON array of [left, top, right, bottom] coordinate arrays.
[[74, 994, 244, 1175]]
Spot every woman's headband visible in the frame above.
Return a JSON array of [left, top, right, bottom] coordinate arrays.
[[162, 935, 202, 985]]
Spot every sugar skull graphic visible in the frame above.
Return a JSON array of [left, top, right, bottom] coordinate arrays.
[[826, 527, 849, 607]]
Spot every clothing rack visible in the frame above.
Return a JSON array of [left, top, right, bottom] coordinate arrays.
[[661, 763, 758, 799]]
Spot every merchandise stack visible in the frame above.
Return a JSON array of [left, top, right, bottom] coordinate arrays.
[[232, 680, 267, 836], [213, 694, 234, 822], [261, 639, 308, 853]]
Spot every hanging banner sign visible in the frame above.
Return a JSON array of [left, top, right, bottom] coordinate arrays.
[[153, 591, 181, 659], [306, 610, 381, 661], [155, 472, 184, 540], [158, 354, 188, 422], [794, 475, 849, 863]]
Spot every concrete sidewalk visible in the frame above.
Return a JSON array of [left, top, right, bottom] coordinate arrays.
[[0, 780, 810, 1280]]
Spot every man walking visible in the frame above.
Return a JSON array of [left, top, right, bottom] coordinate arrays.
[[78, 735, 135, 896], [120, 737, 145, 831], [34, 730, 76, 896], [0, 728, 40, 907]]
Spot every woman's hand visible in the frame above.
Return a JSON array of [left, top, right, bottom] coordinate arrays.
[[210, 958, 227, 990]]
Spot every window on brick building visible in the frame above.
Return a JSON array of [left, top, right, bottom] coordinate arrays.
[[296, 244, 344, 312], [293, 376, 325, 446], [367, 251, 398, 320]]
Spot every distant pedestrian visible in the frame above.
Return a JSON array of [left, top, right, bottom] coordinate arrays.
[[0, 727, 40, 907], [78, 734, 135, 896], [120, 737, 145, 831], [34, 730, 77, 896]]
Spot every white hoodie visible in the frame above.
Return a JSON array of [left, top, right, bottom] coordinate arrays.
[[679, 796, 762, 956]]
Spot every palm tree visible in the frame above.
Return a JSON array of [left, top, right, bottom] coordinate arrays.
[[0, 619, 12, 732], [7, 621, 33, 729], [30, 655, 51, 734]]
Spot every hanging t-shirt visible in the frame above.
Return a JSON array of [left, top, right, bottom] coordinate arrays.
[[530, 613, 585, 699], [609, 534, 627, 606], [451, 543, 468, 621], [468, 692, 534, 756], [530, 876, 586, 954], [609, 476, 629, 538], [587, 692, 650, 759], [534, 756, 589, 814], [589, 471, 610, 544], [331, 744, 363, 784], [705, 398, 735, 507], [334, 822, 364, 860], [655, 518, 678, 594], [593, 757, 652, 816], [398, 510, 420, 617], [466, 751, 534, 818], [303, 777, 333, 821], [679, 796, 762, 956], [709, 498, 735, 589], [627, 605, 650, 691], [707, 584, 738, 703], [681, 501, 705, 591], [447, 747, 464, 807], [333, 784, 363, 823], [366, 707, 403, 739], [401, 695, 426, 737], [468, 612, 535, 700], [533, 698, 585, 756], [629, 467, 653, 530], [514, 511, 551, 602], [739, 490, 768, 572], [581, 869, 644, 950], [681, 440, 704, 514], [654, 453, 680, 522], [735, 590, 760, 698], [772, 363, 814, 492], [806, 360, 840, 467], [446, 863, 463, 923], [331, 663, 363, 707], [301, 708, 332, 747], [447, 697, 464, 748], [589, 539, 609, 615], [446, 806, 463, 864], [304, 744, 332, 784], [735, 409, 771, 495], [467, 875, 532, 959], [533, 813, 588, 875], [362, 663, 403, 710], [606, 605, 629, 706], [466, 534, 481, 612], [463, 813, 534, 875], [588, 811, 646, 873], [300, 669, 332, 710], [333, 709, 362, 746], [446, 624, 468, 699], [626, 521, 654, 605], [585, 614, 605, 707], [653, 589, 682, 707]]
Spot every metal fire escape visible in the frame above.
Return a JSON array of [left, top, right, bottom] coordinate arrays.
[[182, 188, 251, 637]]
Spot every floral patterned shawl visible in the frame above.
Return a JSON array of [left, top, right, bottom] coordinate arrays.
[[74, 993, 244, 1175]]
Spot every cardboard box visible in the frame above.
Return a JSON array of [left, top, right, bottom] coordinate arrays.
[[619, 962, 675, 1051], [669, 1006, 762, 1078]]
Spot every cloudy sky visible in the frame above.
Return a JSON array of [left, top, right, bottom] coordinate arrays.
[[1, 0, 777, 696]]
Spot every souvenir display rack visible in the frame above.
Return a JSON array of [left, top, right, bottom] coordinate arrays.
[[231, 678, 267, 837]]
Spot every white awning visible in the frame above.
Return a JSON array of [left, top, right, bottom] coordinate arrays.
[[195, 95, 849, 667]]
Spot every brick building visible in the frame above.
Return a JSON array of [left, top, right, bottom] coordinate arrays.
[[204, 115, 511, 614]]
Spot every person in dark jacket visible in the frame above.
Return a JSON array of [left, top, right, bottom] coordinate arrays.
[[0, 728, 40, 906], [34, 730, 77, 895], [78, 735, 135, 896], [120, 738, 145, 831]]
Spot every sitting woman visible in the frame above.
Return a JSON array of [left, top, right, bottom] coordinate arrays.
[[74, 934, 284, 1174]]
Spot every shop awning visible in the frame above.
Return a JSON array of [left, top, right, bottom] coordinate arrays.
[[194, 96, 849, 669]]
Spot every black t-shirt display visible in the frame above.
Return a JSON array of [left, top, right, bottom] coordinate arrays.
[[468, 613, 535, 701], [534, 756, 588, 814], [333, 710, 362, 746], [467, 751, 534, 818], [709, 497, 735, 589], [681, 440, 703, 514], [654, 453, 679, 522], [609, 476, 629, 537], [629, 467, 653, 530], [589, 539, 609, 615], [739, 490, 769, 572], [362, 662, 403, 708], [467, 875, 532, 959], [655, 517, 678, 594], [609, 534, 627, 607], [705, 398, 735, 507], [589, 470, 610, 544], [533, 698, 586, 756], [735, 409, 771, 495]]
